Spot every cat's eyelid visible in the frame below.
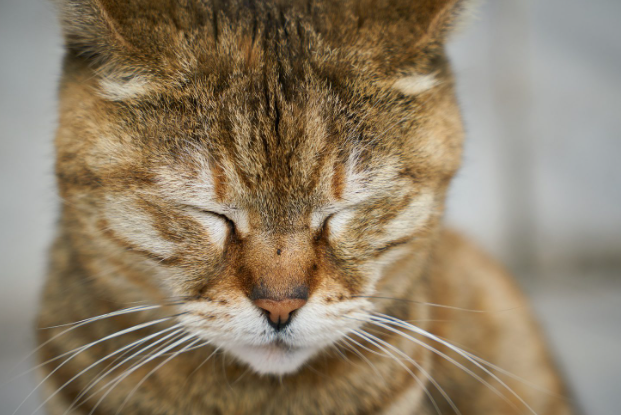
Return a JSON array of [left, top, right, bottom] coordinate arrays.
[[310, 201, 361, 231], [181, 203, 251, 235], [310, 207, 339, 230], [180, 203, 237, 217]]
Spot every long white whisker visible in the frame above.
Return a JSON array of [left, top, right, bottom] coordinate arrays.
[[351, 330, 442, 415], [13, 317, 171, 415], [33, 324, 182, 415], [14, 313, 187, 386], [352, 296, 517, 314], [73, 328, 186, 411], [342, 335, 394, 389], [7, 305, 166, 382], [458, 349, 565, 399], [371, 313, 537, 415], [347, 314, 517, 412], [143, 339, 211, 357], [114, 338, 203, 415], [354, 329, 460, 415], [361, 316, 513, 405], [87, 334, 196, 415], [40, 305, 165, 330], [63, 326, 184, 415]]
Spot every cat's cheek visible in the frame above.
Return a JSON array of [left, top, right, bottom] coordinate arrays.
[[376, 244, 414, 270], [102, 198, 178, 259]]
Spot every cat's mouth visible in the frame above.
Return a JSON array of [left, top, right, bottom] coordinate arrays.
[[178, 297, 366, 375]]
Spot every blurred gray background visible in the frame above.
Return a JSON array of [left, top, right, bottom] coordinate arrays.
[[0, 0, 619, 414]]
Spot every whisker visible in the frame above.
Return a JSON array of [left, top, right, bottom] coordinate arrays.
[[454, 346, 566, 400], [63, 326, 184, 415], [87, 334, 197, 415], [72, 329, 187, 411], [12, 317, 173, 415], [354, 329, 460, 415], [347, 314, 517, 411], [8, 305, 167, 381], [352, 296, 520, 314], [361, 316, 511, 401], [39, 305, 165, 330], [331, 340, 354, 364], [13, 313, 187, 382], [340, 336, 387, 384], [351, 329, 443, 415], [33, 324, 183, 415], [172, 345, 222, 407], [144, 339, 211, 357], [187, 346, 221, 379], [114, 337, 203, 415], [230, 365, 253, 386], [370, 312, 537, 415]]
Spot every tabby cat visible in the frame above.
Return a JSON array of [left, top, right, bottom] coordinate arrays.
[[34, 0, 574, 414]]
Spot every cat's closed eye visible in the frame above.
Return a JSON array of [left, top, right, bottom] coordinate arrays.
[[182, 205, 235, 246], [201, 210, 236, 233]]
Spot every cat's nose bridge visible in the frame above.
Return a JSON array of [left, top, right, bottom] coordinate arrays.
[[241, 232, 316, 305], [244, 233, 314, 277], [247, 232, 312, 257]]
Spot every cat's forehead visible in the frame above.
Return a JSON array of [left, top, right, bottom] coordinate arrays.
[[141, 89, 398, 216], [152, 89, 372, 213], [111, 68, 454, 222]]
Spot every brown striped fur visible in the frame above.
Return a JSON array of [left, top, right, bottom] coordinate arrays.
[[37, 1, 574, 414]]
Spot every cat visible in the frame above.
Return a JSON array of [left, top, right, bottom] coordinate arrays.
[[34, 0, 574, 414]]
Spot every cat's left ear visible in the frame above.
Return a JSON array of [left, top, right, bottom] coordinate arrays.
[[403, 0, 477, 44], [319, 0, 478, 90], [344, 0, 477, 47], [319, 0, 477, 56]]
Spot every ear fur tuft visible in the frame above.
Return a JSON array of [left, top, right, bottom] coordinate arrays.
[[350, 0, 478, 44], [54, 0, 192, 99], [56, 0, 129, 66]]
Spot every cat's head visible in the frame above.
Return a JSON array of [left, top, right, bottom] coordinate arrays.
[[55, 0, 469, 375]]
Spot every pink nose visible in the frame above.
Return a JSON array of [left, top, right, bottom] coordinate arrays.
[[254, 298, 307, 329]]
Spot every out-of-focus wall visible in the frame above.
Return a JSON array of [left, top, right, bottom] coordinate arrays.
[[446, 0, 621, 275]]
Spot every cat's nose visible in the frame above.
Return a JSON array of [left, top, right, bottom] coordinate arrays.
[[254, 298, 307, 330]]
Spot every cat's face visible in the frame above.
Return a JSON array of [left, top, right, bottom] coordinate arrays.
[[56, 0, 466, 375]]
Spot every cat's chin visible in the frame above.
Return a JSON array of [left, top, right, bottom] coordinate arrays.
[[227, 343, 318, 376]]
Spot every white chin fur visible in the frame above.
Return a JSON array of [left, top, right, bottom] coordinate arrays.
[[227, 344, 318, 376]]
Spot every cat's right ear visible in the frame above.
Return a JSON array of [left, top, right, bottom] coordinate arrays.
[[56, 0, 151, 100], [57, 0, 130, 69], [55, 0, 180, 100]]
